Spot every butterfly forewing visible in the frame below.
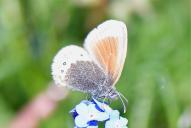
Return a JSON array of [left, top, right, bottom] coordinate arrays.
[[84, 20, 128, 86]]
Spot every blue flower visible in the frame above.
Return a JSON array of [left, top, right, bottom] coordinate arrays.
[[105, 110, 128, 128], [71, 100, 109, 127], [70, 99, 128, 128]]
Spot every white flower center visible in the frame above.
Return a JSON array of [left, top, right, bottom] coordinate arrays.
[[89, 113, 95, 119]]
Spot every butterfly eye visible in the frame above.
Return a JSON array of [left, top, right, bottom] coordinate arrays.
[[61, 69, 64, 73], [63, 62, 66, 65], [80, 54, 83, 56]]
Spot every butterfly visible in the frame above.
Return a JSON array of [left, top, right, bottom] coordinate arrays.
[[51, 20, 128, 112]]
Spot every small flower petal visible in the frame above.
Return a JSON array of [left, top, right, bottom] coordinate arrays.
[[76, 103, 88, 115], [75, 115, 88, 127], [110, 110, 120, 120], [119, 117, 128, 125], [105, 114, 128, 128], [105, 119, 114, 128], [88, 104, 98, 112], [95, 112, 109, 121]]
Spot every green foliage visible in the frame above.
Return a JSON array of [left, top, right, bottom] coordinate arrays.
[[0, 0, 190, 127]]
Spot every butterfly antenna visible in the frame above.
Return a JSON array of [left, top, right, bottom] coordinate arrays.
[[118, 91, 128, 105], [116, 91, 126, 113]]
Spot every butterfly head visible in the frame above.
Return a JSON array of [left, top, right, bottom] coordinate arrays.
[[91, 86, 128, 113], [91, 85, 118, 100], [107, 88, 119, 99]]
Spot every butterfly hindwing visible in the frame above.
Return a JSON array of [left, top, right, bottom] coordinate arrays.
[[51, 45, 107, 94], [51, 45, 91, 87]]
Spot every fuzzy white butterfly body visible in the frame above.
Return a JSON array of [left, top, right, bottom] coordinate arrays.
[[51, 20, 128, 102]]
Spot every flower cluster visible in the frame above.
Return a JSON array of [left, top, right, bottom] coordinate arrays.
[[70, 99, 128, 128]]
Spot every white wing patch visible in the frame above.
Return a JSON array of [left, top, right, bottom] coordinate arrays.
[[84, 20, 127, 85], [51, 45, 91, 87]]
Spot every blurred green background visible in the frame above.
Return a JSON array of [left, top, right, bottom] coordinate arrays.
[[0, 0, 190, 128]]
